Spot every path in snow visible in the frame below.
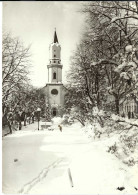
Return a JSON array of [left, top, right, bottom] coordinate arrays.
[[2, 122, 60, 193], [2, 122, 91, 194], [29, 125, 138, 194], [2, 122, 138, 194], [28, 124, 92, 194]]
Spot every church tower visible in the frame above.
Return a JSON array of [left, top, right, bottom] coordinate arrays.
[[45, 30, 65, 117]]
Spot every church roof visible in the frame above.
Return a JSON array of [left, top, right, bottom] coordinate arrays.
[[54, 30, 58, 43]]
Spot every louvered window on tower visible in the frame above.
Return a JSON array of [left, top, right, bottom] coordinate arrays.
[[53, 72, 56, 79]]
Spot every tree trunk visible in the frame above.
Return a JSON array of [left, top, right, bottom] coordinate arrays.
[[115, 97, 120, 115], [24, 119, 26, 126], [7, 121, 12, 134], [19, 121, 22, 130], [32, 116, 34, 123]]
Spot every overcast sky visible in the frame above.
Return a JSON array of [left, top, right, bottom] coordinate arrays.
[[3, 1, 86, 87]]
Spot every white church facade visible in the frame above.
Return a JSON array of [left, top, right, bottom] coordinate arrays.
[[44, 30, 66, 117]]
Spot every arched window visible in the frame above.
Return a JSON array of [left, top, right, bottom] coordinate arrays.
[[52, 107, 57, 116], [53, 72, 56, 79], [54, 54, 56, 57]]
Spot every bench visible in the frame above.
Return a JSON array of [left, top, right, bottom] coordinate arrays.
[[40, 122, 53, 130]]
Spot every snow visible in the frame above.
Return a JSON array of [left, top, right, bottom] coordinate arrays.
[[120, 72, 129, 79], [40, 121, 53, 126], [114, 62, 127, 72], [111, 114, 138, 126], [2, 121, 138, 194], [128, 62, 137, 69], [111, 16, 120, 23], [91, 61, 97, 66], [92, 106, 105, 116], [125, 45, 133, 53]]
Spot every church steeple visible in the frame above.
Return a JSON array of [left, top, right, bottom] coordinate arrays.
[[48, 30, 62, 83], [45, 30, 65, 117], [54, 29, 58, 43]]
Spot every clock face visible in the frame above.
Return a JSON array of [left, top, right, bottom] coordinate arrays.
[[51, 89, 58, 95]]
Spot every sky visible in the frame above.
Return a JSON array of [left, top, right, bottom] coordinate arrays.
[[3, 1, 86, 87]]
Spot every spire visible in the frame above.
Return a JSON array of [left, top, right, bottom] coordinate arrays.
[[54, 28, 58, 43]]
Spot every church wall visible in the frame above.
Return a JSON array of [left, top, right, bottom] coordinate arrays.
[[46, 85, 64, 106], [60, 86, 66, 105], [48, 67, 62, 83], [57, 68, 62, 82], [45, 84, 65, 116]]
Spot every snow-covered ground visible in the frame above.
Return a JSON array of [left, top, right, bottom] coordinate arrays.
[[2, 119, 138, 194]]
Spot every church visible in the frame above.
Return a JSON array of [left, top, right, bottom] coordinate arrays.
[[43, 30, 66, 117]]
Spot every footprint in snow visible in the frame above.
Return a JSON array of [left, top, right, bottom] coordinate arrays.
[[117, 187, 138, 191], [14, 159, 18, 162], [117, 187, 125, 191]]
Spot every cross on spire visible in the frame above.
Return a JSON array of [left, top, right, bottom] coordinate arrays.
[[54, 29, 58, 43]]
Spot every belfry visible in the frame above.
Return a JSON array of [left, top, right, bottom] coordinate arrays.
[[44, 30, 65, 117]]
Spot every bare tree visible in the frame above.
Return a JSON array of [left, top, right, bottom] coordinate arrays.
[[2, 33, 31, 133]]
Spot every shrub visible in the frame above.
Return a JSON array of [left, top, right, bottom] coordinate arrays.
[[120, 135, 137, 152], [123, 157, 135, 166], [107, 142, 118, 154]]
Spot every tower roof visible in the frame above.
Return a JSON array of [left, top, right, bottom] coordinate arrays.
[[54, 29, 58, 43]]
